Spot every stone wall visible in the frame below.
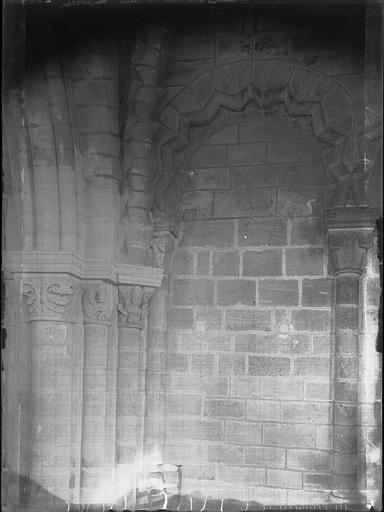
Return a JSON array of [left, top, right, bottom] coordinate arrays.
[[2, 4, 382, 511], [165, 118, 333, 504]]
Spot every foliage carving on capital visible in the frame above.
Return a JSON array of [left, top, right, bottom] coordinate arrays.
[[21, 275, 80, 322], [82, 283, 114, 325], [328, 229, 373, 275], [117, 285, 154, 329]]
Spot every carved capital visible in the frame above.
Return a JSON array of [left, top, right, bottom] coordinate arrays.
[[117, 285, 154, 329], [325, 206, 377, 275], [328, 229, 374, 275], [82, 282, 114, 325], [21, 275, 80, 322]]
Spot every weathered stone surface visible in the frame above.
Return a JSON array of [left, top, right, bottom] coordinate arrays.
[[239, 119, 293, 142], [247, 400, 280, 422], [165, 60, 204, 86], [168, 308, 194, 329], [259, 279, 299, 306], [304, 382, 332, 401], [232, 164, 278, 189], [248, 356, 290, 376], [166, 394, 201, 415], [335, 355, 359, 379], [171, 250, 194, 275], [173, 279, 214, 306], [268, 140, 319, 163], [323, 84, 354, 134], [335, 306, 359, 330], [174, 375, 228, 397], [214, 189, 251, 218], [293, 357, 330, 377], [191, 354, 215, 374], [278, 186, 325, 217], [261, 378, 302, 400], [207, 444, 242, 464], [243, 446, 286, 469], [302, 278, 333, 307], [185, 168, 230, 191], [196, 251, 210, 275], [166, 418, 224, 441], [226, 420, 261, 444], [191, 72, 215, 105], [205, 125, 238, 144], [238, 218, 287, 246], [194, 307, 222, 330], [225, 309, 272, 331], [218, 354, 246, 375], [217, 279, 256, 306], [179, 331, 231, 352], [212, 251, 239, 276], [266, 469, 302, 488], [181, 219, 234, 247], [231, 376, 260, 398], [281, 402, 332, 424], [291, 310, 331, 331], [286, 248, 323, 276], [181, 191, 213, 220], [227, 143, 266, 165], [336, 275, 360, 305], [167, 353, 189, 372], [251, 189, 277, 217], [216, 35, 252, 63], [205, 399, 245, 418], [279, 163, 326, 187], [243, 250, 282, 277], [291, 217, 324, 245], [189, 145, 227, 167], [287, 450, 331, 472], [263, 423, 316, 448], [217, 465, 265, 485]]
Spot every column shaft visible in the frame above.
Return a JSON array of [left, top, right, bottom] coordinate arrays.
[[80, 283, 113, 505], [332, 273, 361, 500]]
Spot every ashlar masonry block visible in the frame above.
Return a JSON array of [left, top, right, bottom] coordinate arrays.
[[243, 250, 282, 277], [173, 279, 214, 306], [226, 420, 262, 445], [238, 218, 287, 246], [217, 280, 256, 306]]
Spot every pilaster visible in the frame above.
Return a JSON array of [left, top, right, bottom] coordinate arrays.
[[324, 206, 377, 504]]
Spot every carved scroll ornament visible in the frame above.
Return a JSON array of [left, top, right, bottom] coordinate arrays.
[[21, 275, 80, 322]]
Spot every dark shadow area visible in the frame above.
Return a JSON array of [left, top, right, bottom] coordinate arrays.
[[3, 1, 370, 92]]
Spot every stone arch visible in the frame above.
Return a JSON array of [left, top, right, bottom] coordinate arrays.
[[155, 58, 382, 212]]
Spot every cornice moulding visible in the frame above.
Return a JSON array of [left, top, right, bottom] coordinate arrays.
[[324, 206, 379, 231], [3, 251, 163, 288]]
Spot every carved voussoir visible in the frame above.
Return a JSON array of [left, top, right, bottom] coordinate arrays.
[[81, 282, 114, 325], [21, 275, 80, 322], [117, 284, 154, 329]]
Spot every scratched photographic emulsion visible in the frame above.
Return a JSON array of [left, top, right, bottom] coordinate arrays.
[[1, 1, 382, 511]]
